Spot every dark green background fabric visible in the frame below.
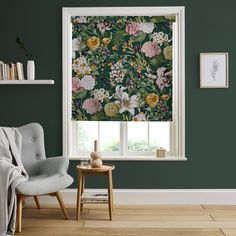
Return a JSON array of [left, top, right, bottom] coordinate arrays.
[[0, 0, 235, 189]]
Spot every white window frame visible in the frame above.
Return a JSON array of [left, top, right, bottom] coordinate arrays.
[[62, 6, 186, 161]]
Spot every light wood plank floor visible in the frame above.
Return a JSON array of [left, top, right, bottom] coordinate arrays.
[[16, 204, 236, 236]]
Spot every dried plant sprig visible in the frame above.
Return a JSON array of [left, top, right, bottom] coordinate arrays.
[[210, 60, 219, 81], [16, 37, 33, 59]]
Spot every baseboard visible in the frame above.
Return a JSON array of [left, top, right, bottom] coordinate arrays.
[[25, 189, 236, 205]]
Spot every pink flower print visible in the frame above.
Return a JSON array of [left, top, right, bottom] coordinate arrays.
[[72, 77, 81, 92], [156, 67, 172, 91], [157, 67, 167, 77], [82, 98, 102, 114], [141, 41, 161, 58], [125, 22, 140, 36], [97, 22, 111, 33]]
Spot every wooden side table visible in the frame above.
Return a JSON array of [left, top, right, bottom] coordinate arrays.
[[76, 164, 115, 220]]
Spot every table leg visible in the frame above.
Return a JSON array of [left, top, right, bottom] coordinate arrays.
[[110, 171, 114, 211], [107, 170, 113, 220], [80, 173, 85, 212], [76, 171, 83, 220]]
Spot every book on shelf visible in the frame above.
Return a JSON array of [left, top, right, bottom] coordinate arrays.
[[3, 64, 9, 80], [9, 63, 12, 80], [9, 63, 14, 80], [0, 61, 25, 80], [0, 61, 3, 80], [16, 62, 25, 80], [13, 63, 18, 80], [9, 63, 18, 80]]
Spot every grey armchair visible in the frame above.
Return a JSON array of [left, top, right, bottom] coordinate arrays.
[[16, 123, 73, 232]]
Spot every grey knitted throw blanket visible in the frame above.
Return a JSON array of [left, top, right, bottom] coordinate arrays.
[[0, 128, 28, 236]]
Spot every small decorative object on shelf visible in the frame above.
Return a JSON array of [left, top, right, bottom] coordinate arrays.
[[90, 140, 103, 168], [156, 147, 166, 158], [16, 37, 35, 80], [27, 60, 35, 80]]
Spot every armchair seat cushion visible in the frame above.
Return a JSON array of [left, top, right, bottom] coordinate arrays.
[[16, 173, 73, 196], [39, 156, 70, 176]]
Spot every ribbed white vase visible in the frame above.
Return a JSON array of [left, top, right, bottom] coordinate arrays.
[[27, 60, 35, 80]]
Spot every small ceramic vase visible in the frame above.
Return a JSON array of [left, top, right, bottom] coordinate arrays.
[[90, 151, 103, 168], [90, 140, 103, 168]]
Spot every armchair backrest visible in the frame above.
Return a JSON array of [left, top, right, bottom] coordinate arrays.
[[18, 123, 46, 174]]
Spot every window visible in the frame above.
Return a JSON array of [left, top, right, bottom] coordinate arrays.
[[71, 121, 171, 157], [63, 7, 185, 160]]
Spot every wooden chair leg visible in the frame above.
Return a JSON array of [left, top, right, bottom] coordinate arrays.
[[54, 192, 69, 220], [34, 196, 41, 209], [16, 195, 26, 233]]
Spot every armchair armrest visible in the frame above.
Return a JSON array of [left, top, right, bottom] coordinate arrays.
[[39, 156, 69, 176]]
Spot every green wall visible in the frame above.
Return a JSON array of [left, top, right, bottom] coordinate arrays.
[[0, 0, 235, 189]]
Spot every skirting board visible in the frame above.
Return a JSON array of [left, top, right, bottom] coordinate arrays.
[[25, 189, 236, 205]]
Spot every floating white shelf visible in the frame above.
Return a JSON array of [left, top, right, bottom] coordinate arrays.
[[0, 80, 54, 85]]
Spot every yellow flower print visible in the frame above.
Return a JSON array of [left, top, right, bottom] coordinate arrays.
[[81, 63, 87, 68], [91, 64, 97, 71], [112, 45, 118, 51], [104, 103, 120, 117], [87, 36, 100, 50], [75, 69, 81, 76], [102, 38, 110, 45], [161, 94, 170, 101], [146, 93, 159, 108], [163, 46, 172, 60]]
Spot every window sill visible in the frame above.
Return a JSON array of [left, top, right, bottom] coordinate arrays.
[[69, 156, 187, 161]]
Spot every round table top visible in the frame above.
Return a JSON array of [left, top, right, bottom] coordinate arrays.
[[76, 163, 115, 172]]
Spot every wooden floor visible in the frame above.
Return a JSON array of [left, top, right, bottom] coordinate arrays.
[[16, 204, 236, 236]]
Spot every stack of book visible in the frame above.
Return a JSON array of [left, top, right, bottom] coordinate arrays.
[[0, 61, 25, 80], [81, 192, 108, 203]]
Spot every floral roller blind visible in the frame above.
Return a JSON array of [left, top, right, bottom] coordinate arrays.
[[71, 15, 175, 121]]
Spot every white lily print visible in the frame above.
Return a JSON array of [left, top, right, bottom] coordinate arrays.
[[114, 86, 138, 115], [113, 86, 126, 100], [146, 67, 172, 91], [72, 38, 80, 59]]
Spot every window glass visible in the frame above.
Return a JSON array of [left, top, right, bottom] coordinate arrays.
[[77, 121, 98, 152], [128, 122, 149, 151], [100, 122, 120, 152], [149, 122, 170, 151]]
